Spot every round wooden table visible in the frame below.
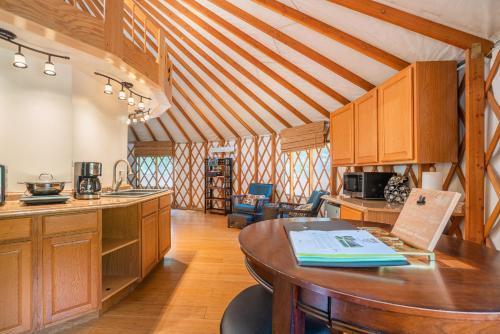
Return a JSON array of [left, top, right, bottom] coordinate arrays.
[[239, 218, 500, 334]]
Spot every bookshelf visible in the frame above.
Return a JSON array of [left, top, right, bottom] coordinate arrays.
[[205, 158, 233, 215]]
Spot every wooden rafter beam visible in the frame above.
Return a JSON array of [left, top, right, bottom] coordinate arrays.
[[252, 0, 408, 71], [173, 81, 223, 141], [166, 109, 192, 143], [173, 67, 244, 137], [137, 0, 282, 132], [164, 27, 280, 133], [144, 121, 158, 141], [185, 0, 347, 109], [156, 117, 174, 142], [129, 125, 140, 142], [326, 0, 493, 54], [158, 0, 317, 123], [464, 44, 485, 244], [172, 95, 209, 142], [207, 0, 374, 92]]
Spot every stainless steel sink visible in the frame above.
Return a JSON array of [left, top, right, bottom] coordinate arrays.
[[101, 189, 168, 198]]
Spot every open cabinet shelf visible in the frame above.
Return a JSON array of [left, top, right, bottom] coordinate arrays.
[[101, 275, 139, 302], [102, 238, 139, 256]]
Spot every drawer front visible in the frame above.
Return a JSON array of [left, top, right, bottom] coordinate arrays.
[[43, 211, 98, 236], [0, 217, 32, 242], [142, 199, 159, 217], [159, 195, 172, 209]]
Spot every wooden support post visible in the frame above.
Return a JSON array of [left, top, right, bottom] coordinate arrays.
[[104, 0, 124, 56], [464, 44, 485, 244], [254, 136, 259, 183], [308, 149, 314, 197], [289, 152, 294, 203], [188, 143, 193, 209], [271, 134, 276, 200], [237, 138, 242, 194]]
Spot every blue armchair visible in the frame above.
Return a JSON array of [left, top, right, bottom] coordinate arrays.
[[280, 190, 329, 217], [232, 183, 273, 223]]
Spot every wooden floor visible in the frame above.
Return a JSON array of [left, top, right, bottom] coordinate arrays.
[[67, 210, 254, 334]]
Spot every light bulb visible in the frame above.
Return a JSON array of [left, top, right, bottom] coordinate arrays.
[[118, 89, 127, 100], [140, 117, 145, 123], [126, 118, 131, 125], [144, 114, 150, 121], [44, 61, 56, 76], [138, 100, 145, 110], [13, 47, 27, 69], [104, 83, 113, 94], [132, 118, 138, 124], [128, 96, 135, 106]]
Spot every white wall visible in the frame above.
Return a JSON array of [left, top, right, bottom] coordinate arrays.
[[0, 46, 128, 192]]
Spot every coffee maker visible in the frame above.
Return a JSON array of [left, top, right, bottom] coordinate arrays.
[[74, 162, 102, 199]]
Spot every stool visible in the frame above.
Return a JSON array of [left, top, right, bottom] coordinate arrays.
[[228, 213, 254, 228], [220, 285, 330, 334]]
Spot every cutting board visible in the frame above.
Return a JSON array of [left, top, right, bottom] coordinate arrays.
[[391, 188, 461, 251]]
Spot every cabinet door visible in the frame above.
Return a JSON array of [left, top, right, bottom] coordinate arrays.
[[340, 206, 364, 221], [355, 90, 378, 164], [141, 213, 158, 277], [42, 232, 99, 325], [0, 242, 32, 334], [158, 207, 171, 259], [378, 66, 414, 162], [330, 103, 354, 166]]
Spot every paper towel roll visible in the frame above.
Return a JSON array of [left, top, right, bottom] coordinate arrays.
[[422, 171, 443, 190]]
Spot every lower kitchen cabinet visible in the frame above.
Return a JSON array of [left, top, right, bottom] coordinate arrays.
[[0, 241, 32, 334], [340, 206, 364, 221], [42, 231, 99, 325], [141, 213, 158, 277], [158, 207, 171, 259]]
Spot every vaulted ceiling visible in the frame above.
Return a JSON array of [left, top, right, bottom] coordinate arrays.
[[129, 0, 500, 143]]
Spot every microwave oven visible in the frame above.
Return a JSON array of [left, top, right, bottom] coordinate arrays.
[[343, 172, 395, 199]]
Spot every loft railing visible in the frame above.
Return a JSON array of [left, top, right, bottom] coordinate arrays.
[[64, 0, 105, 20], [61, 0, 173, 99]]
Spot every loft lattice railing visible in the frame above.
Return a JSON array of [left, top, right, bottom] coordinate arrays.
[[64, 0, 104, 20]]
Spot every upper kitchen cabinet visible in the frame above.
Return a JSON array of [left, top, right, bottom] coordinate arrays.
[[330, 61, 457, 166], [378, 66, 414, 163], [355, 89, 378, 164], [330, 103, 355, 166]]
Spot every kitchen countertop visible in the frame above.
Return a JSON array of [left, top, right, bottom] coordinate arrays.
[[322, 195, 464, 216], [0, 190, 174, 218]]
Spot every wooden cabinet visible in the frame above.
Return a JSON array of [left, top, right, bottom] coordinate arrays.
[[330, 61, 457, 166], [158, 207, 171, 259], [42, 231, 99, 325], [330, 103, 354, 165], [141, 213, 158, 277], [340, 206, 364, 221], [378, 66, 414, 162], [355, 89, 378, 164], [0, 242, 32, 334]]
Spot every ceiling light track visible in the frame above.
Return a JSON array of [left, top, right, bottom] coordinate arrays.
[[94, 72, 152, 109], [0, 27, 70, 75]]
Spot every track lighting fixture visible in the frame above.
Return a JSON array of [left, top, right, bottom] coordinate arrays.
[[128, 108, 151, 125], [94, 72, 151, 109], [1, 28, 69, 74], [104, 78, 113, 94], [118, 85, 127, 100], [138, 97, 145, 110], [128, 94, 135, 106], [43, 55, 56, 76], [13, 45, 27, 69]]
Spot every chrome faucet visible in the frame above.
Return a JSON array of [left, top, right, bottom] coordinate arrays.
[[112, 159, 132, 192]]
